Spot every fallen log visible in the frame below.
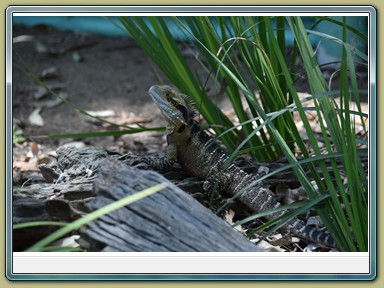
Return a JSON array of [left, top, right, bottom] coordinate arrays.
[[13, 146, 263, 252], [82, 159, 263, 252], [12, 146, 116, 251]]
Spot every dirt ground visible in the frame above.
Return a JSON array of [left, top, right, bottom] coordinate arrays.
[[12, 24, 250, 160], [12, 24, 174, 149]]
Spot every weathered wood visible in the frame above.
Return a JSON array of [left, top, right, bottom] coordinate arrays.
[[82, 159, 263, 252], [12, 146, 121, 250], [13, 146, 263, 252]]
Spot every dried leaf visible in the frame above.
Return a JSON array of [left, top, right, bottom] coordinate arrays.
[[35, 92, 67, 109], [223, 209, 235, 224], [28, 108, 44, 126], [13, 34, 34, 44], [34, 83, 65, 99], [41, 66, 59, 79], [250, 238, 286, 252], [13, 160, 39, 172], [34, 40, 48, 53], [52, 235, 80, 248], [30, 142, 39, 158], [34, 86, 48, 99], [85, 110, 116, 118], [61, 141, 86, 149], [223, 210, 244, 233]]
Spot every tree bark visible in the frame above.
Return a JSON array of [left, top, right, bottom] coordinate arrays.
[[13, 146, 263, 252]]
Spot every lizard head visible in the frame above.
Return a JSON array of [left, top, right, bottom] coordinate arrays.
[[149, 85, 196, 135]]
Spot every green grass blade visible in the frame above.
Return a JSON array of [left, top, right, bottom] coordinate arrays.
[[28, 127, 165, 140], [119, 16, 238, 151], [25, 183, 166, 251], [13, 221, 69, 229]]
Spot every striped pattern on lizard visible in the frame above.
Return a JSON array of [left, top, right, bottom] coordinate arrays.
[[125, 84, 336, 248]]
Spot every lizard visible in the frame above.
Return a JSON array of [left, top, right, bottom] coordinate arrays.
[[123, 84, 336, 248]]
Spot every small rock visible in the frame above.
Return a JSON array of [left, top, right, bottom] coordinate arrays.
[[34, 40, 48, 53], [72, 52, 83, 62]]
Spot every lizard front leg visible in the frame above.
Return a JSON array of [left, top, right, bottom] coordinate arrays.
[[120, 143, 177, 171], [202, 172, 231, 207]]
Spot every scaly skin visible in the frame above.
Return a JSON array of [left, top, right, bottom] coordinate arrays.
[[128, 85, 336, 248]]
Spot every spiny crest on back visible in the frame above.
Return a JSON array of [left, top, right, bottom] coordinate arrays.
[[178, 91, 197, 123]]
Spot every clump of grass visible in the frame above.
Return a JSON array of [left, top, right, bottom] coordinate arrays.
[[118, 16, 368, 251]]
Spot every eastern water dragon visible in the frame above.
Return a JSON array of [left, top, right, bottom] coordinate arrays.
[[124, 85, 336, 248]]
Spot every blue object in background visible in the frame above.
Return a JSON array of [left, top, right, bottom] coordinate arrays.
[[313, 16, 368, 66], [13, 16, 367, 65], [12, 16, 314, 44], [13, 16, 127, 37]]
